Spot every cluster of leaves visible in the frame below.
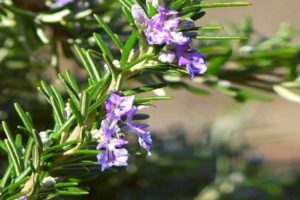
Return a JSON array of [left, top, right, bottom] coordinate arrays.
[[0, 0, 124, 123]]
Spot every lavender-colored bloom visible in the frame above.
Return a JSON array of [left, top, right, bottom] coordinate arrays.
[[15, 195, 27, 200], [97, 119, 129, 171], [105, 92, 134, 120], [158, 50, 176, 63], [51, 0, 73, 8], [96, 119, 127, 150], [97, 92, 152, 171], [144, 6, 189, 45], [125, 107, 152, 152], [132, 5, 149, 29], [97, 148, 128, 171], [175, 43, 207, 78], [138, 132, 152, 154]]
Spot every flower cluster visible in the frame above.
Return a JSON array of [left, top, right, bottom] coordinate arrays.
[[132, 5, 207, 78], [96, 92, 152, 171]]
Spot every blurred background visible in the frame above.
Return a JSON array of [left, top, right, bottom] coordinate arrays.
[[150, 0, 300, 166], [1, 0, 300, 199]]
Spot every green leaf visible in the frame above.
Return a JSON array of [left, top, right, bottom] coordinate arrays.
[[4, 139, 21, 176], [40, 81, 55, 101], [135, 96, 172, 104], [74, 46, 100, 83], [195, 35, 247, 40], [0, 164, 13, 188], [183, 2, 251, 11], [65, 70, 80, 93], [24, 138, 34, 167], [80, 91, 89, 118], [14, 103, 33, 132], [184, 26, 224, 31], [58, 74, 80, 107], [14, 166, 31, 183], [56, 187, 89, 196], [86, 51, 102, 82], [51, 86, 65, 113], [43, 140, 81, 154], [94, 14, 124, 50], [50, 96, 64, 126], [127, 53, 155, 69], [51, 115, 76, 140], [93, 33, 114, 61], [0, 140, 7, 152], [2, 122, 22, 175], [124, 83, 167, 96], [32, 145, 40, 169], [31, 129, 43, 151], [121, 31, 137, 68], [69, 99, 84, 126], [121, 4, 134, 25], [55, 182, 79, 188]]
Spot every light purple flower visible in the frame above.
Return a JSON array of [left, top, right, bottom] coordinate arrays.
[[97, 119, 128, 150], [138, 132, 152, 154], [144, 6, 189, 45], [15, 195, 27, 200], [105, 92, 134, 120], [51, 0, 73, 8], [97, 148, 128, 171], [158, 50, 176, 63], [175, 43, 207, 78], [97, 92, 152, 171], [132, 5, 149, 29], [125, 107, 152, 152], [97, 120, 128, 171]]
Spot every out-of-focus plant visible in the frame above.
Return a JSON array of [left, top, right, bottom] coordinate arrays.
[[194, 107, 300, 200], [165, 19, 300, 102]]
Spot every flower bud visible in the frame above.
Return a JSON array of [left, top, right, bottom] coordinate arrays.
[[41, 176, 56, 187], [39, 131, 52, 150], [180, 19, 195, 30], [158, 50, 176, 63], [131, 4, 148, 29]]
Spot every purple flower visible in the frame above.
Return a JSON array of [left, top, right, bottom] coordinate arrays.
[[15, 195, 27, 200], [97, 148, 128, 171], [51, 0, 73, 8], [97, 92, 153, 171], [144, 6, 189, 45], [105, 92, 134, 120], [132, 5, 149, 29], [158, 50, 176, 63], [125, 107, 152, 153], [175, 43, 207, 78], [97, 119, 129, 171], [138, 132, 152, 154]]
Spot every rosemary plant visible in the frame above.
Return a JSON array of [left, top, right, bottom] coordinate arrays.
[[1, 0, 299, 200]]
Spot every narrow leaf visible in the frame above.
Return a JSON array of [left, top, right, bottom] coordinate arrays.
[[94, 14, 124, 49], [93, 33, 114, 61], [121, 31, 137, 68]]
